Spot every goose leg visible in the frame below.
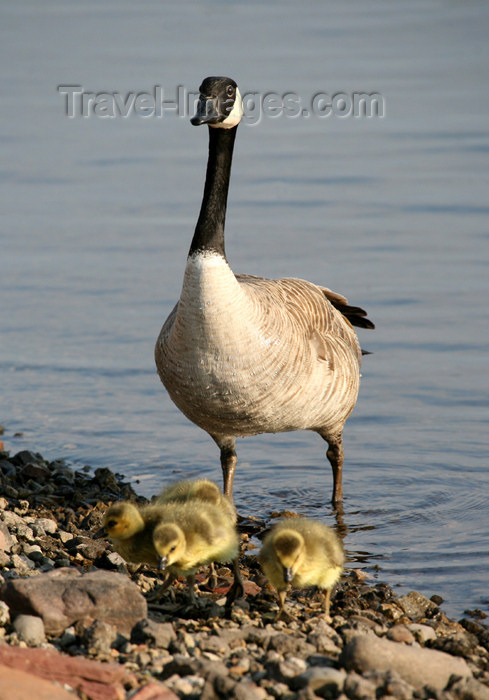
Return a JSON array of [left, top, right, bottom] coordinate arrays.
[[212, 435, 237, 500], [321, 432, 344, 506]]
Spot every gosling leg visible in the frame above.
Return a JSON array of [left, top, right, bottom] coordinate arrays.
[[322, 587, 332, 623], [275, 589, 295, 622], [186, 573, 198, 604]]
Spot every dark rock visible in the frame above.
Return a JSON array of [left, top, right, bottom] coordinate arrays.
[[131, 618, 176, 649], [20, 463, 51, 483], [1, 566, 147, 635], [11, 451, 45, 467]]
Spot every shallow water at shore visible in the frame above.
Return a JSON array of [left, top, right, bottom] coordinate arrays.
[[2, 1, 489, 619]]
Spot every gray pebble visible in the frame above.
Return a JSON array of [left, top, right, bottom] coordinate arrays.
[[35, 517, 58, 535], [406, 623, 436, 644], [0, 601, 10, 626], [10, 553, 36, 572], [13, 614, 46, 645]]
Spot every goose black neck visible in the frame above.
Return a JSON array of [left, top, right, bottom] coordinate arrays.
[[189, 125, 237, 258]]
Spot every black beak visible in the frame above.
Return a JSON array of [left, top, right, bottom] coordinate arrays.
[[191, 95, 220, 126], [158, 555, 168, 571], [94, 526, 107, 539], [283, 567, 294, 584]]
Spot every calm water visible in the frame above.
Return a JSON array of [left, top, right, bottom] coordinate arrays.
[[1, 1, 489, 619]]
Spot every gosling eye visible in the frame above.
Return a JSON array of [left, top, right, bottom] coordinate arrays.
[[169, 545, 177, 553], [226, 84, 235, 98], [107, 520, 117, 529]]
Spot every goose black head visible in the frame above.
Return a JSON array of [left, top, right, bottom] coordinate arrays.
[[191, 76, 243, 128]]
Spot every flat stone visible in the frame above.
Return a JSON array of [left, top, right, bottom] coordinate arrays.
[[0, 664, 74, 700], [1, 566, 147, 635], [0, 645, 137, 699], [13, 614, 46, 646], [340, 633, 472, 690]]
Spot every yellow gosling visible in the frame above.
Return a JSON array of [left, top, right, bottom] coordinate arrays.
[[155, 479, 236, 523], [259, 517, 344, 621], [152, 500, 243, 604], [102, 501, 164, 567]]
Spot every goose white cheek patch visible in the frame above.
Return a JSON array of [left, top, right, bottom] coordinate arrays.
[[211, 87, 243, 129]]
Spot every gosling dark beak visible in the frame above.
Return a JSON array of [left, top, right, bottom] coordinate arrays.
[[94, 526, 107, 539], [283, 567, 294, 584], [158, 555, 168, 571], [191, 95, 220, 125]]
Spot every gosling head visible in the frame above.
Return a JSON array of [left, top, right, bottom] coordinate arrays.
[[102, 502, 144, 541], [191, 76, 243, 129], [272, 529, 306, 584], [153, 522, 186, 571]]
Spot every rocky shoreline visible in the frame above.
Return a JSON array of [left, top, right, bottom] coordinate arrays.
[[0, 448, 488, 700]]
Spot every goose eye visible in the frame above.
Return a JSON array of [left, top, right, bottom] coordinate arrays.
[[107, 520, 116, 529], [226, 85, 235, 97], [170, 545, 176, 552]]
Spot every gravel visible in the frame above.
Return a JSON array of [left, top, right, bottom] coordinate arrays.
[[0, 447, 489, 700]]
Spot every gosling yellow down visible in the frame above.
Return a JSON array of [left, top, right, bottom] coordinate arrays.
[[259, 517, 344, 621], [101, 501, 162, 566], [155, 478, 236, 523], [152, 500, 243, 604]]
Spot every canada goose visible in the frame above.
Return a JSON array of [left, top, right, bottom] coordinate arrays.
[[155, 479, 236, 523], [152, 500, 243, 605], [155, 76, 374, 506], [258, 517, 344, 621]]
